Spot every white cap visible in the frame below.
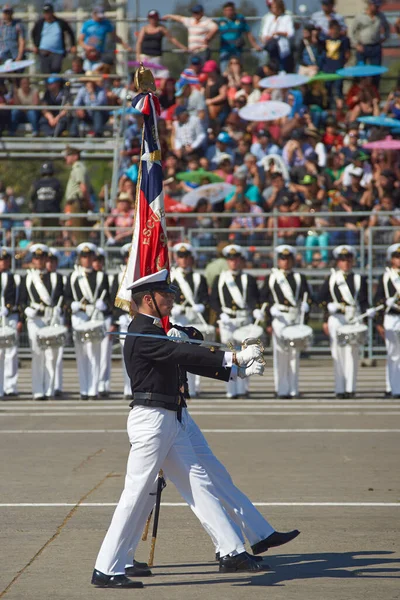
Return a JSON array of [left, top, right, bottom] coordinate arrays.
[[30, 243, 49, 256], [76, 242, 97, 255], [173, 242, 196, 258], [0, 247, 11, 258], [222, 244, 246, 259], [215, 152, 233, 165], [386, 243, 400, 261], [47, 247, 60, 260], [349, 166, 363, 177], [333, 245, 356, 259], [127, 268, 177, 293], [95, 247, 105, 258], [120, 243, 131, 256], [275, 244, 295, 257]]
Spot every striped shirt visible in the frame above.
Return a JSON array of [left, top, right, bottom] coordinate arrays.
[[181, 16, 216, 52]]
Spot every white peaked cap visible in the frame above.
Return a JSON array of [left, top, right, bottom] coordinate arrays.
[[386, 243, 400, 261], [333, 245, 356, 259], [127, 269, 177, 294], [222, 244, 245, 258], [275, 244, 295, 256], [76, 242, 98, 255]]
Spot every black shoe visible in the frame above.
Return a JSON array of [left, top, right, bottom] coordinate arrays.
[[336, 393, 345, 399], [215, 552, 220, 561], [384, 391, 392, 398], [80, 394, 88, 400], [4, 392, 18, 397], [54, 389, 62, 398], [125, 564, 152, 577], [251, 530, 300, 555], [99, 391, 109, 398], [133, 559, 149, 569], [219, 551, 265, 573], [124, 394, 133, 400], [392, 394, 400, 399], [88, 395, 98, 400], [91, 569, 143, 588], [277, 395, 291, 399], [34, 395, 47, 401], [347, 392, 356, 399], [245, 552, 265, 563]]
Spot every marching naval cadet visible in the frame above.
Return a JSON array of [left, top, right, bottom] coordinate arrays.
[[93, 247, 114, 398], [92, 269, 267, 588], [318, 245, 375, 399], [210, 244, 260, 399], [19, 244, 64, 400], [374, 243, 400, 399], [260, 245, 312, 399], [170, 242, 209, 398], [45, 248, 64, 398], [64, 243, 110, 400], [0, 247, 22, 398], [110, 243, 132, 399]]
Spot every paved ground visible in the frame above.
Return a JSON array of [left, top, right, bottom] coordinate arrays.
[[1, 359, 399, 600]]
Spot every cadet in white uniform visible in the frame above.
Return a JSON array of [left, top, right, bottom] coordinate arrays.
[[318, 245, 375, 398], [45, 248, 64, 398], [210, 245, 260, 399], [260, 245, 312, 398], [170, 243, 209, 398], [19, 244, 64, 400], [93, 248, 113, 398], [0, 247, 21, 398], [374, 243, 400, 399], [65, 243, 110, 400], [110, 243, 132, 399]]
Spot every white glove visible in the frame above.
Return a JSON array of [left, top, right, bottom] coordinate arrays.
[[25, 307, 37, 319], [53, 306, 62, 317], [235, 344, 263, 366], [71, 301, 82, 314], [219, 312, 231, 323], [301, 301, 310, 314], [327, 302, 340, 315], [106, 237, 116, 246], [238, 361, 265, 378], [386, 297, 397, 309], [270, 305, 282, 318], [253, 308, 264, 321], [192, 303, 205, 313], [171, 304, 184, 317], [95, 299, 107, 312], [167, 327, 189, 343], [365, 307, 376, 318], [0, 306, 8, 317]]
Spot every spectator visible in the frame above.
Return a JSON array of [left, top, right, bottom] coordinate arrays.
[[261, 171, 293, 211], [0, 4, 25, 62], [351, 0, 390, 84], [178, 55, 203, 85], [31, 3, 76, 74], [298, 199, 330, 265], [224, 171, 262, 210], [206, 131, 235, 168], [175, 80, 206, 118], [267, 195, 301, 245], [171, 106, 206, 159], [64, 146, 93, 243], [30, 162, 63, 239], [11, 77, 40, 136], [164, 5, 218, 63], [202, 59, 229, 124], [70, 76, 108, 138], [213, 154, 234, 182], [383, 89, 400, 121], [297, 23, 321, 76], [250, 129, 282, 164], [234, 137, 252, 166], [217, 2, 262, 73], [341, 122, 361, 160], [240, 152, 265, 190], [0, 80, 11, 135], [324, 150, 346, 188], [229, 196, 265, 245], [319, 20, 350, 107], [159, 77, 177, 109], [78, 6, 132, 57], [224, 57, 244, 102], [191, 197, 218, 255], [367, 195, 400, 245], [345, 75, 379, 111], [311, 0, 346, 38], [63, 56, 86, 100], [136, 9, 187, 76], [104, 193, 135, 247], [259, 0, 294, 73], [330, 166, 369, 246], [39, 75, 70, 137]]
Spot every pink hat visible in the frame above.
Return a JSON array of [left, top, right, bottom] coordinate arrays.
[[241, 75, 252, 85], [202, 60, 219, 73]]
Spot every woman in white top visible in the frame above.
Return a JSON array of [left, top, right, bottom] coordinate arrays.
[[11, 77, 40, 136], [260, 0, 294, 72]]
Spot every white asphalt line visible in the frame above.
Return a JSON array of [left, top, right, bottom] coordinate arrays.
[[0, 428, 399, 434], [1, 411, 400, 417], [0, 502, 399, 508]]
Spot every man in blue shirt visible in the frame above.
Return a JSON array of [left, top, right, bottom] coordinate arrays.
[[31, 3, 75, 74], [69, 77, 109, 138], [214, 2, 261, 73], [311, 0, 346, 39], [78, 6, 131, 57], [0, 4, 25, 62]]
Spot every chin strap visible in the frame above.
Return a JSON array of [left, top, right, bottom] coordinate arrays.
[[150, 291, 164, 322]]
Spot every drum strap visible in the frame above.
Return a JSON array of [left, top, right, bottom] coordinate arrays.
[[50, 272, 58, 302], [14, 274, 20, 306], [27, 270, 52, 307], [171, 268, 200, 307], [0, 272, 7, 303], [388, 268, 400, 296], [330, 271, 360, 306], [219, 271, 247, 314], [270, 268, 298, 307]]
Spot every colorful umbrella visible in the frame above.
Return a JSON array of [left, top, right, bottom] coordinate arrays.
[[112, 106, 141, 116], [176, 169, 224, 184], [362, 136, 400, 151], [182, 183, 235, 207], [128, 60, 165, 71], [308, 72, 342, 83], [0, 58, 34, 73], [239, 101, 291, 122], [259, 73, 309, 89], [336, 65, 388, 78], [358, 115, 400, 128]]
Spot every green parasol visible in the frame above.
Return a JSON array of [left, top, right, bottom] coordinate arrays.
[[308, 72, 342, 83], [176, 169, 224, 184]]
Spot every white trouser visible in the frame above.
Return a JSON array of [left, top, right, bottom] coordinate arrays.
[[328, 314, 359, 394], [219, 316, 250, 397], [126, 408, 274, 564], [172, 309, 202, 396], [95, 406, 245, 575], [272, 315, 300, 397], [72, 314, 101, 397], [384, 314, 400, 395], [54, 345, 63, 392], [99, 316, 113, 393], [0, 347, 5, 396], [119, 315, 132, 396], [3, 314, 19, 395], [27, 317, 58, 398]]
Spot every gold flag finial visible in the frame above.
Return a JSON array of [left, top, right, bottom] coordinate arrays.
[[134, 62, 156, 93]]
